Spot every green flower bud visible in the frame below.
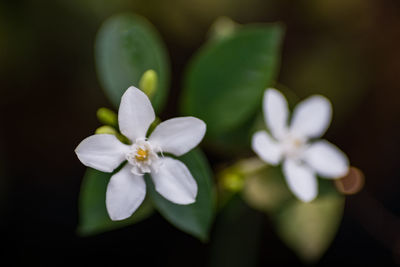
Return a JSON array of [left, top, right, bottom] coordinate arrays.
[[209, 16, 237, 41], [96, 107, 118, 127], [139, 69, 158, 99], [221, 171, 244, 192], [95, 125, 118, 135], [94, 125, 131, 145]]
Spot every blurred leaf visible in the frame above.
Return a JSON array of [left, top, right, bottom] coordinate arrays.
[[78, 168, 154, 236], [242, 166, 293, 213], [182, 23, 283, 141], [241, 163, 344, 263], [95, 13, 170, 111], [274, 192, 345, 263], [207, 84, 301, 156], [206, 112, 261, 156], [148, 148, 215, 241]]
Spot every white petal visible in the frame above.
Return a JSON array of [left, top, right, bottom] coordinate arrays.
[[251, 130, 282, 165], [263, 88, 289, 140], [106, 164, 146, 221], [303, 140, 349, 178], [118, 86, 155, 141], [283, 159, 318, 202], [75, 134, 129, 172], [149, 117, 206, 156], [290, 95, 332, 139], [151, 157, 197, 204]]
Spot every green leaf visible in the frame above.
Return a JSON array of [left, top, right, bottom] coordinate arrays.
[[77, 168, 154, 236], [95, 13, 170, 111], [205, 112, 261, 156], [204, 85, 299, 156], [274, 192, 345, 263], [148, 148, 215, 241], [181, 24, 283, 139]]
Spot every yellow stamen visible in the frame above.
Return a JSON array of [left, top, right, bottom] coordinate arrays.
[[135, 148, 148, 161]]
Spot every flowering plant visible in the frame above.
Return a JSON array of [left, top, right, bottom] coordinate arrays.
[[76, 86, 206, 220], [75, 13, 360, 263], [252, 88, 349, 202]]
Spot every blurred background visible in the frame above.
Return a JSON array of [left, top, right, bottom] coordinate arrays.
[[1, 0, 400, 265]]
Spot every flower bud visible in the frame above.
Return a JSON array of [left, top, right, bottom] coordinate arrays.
[[221, 171, 244, 192], [139, 69, 158, 99], [209, 16, 237, 41], [95, 125, 118, 135], [96, 107, 118, 127]]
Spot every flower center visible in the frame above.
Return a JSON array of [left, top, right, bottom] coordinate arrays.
[[282, 134, 306, 159], [135, 148, 148, 161], [126, 138, 161, 176], [292, 138, 303, 148]]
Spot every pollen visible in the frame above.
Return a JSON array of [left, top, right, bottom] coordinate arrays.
[[135, 148, 148, 161], [293, 138, 302, 147]]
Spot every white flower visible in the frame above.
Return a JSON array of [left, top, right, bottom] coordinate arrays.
[[252, 88, 349, 202], [75, 86, 206, 220]]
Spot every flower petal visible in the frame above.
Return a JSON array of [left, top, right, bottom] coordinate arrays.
[[149, 117, 206, 156], [263, 88, 289, 140], [118, 86, 155, 141], [283, 159, 317, 202], [303, 140, 349, 178], [106, 164, 146, 221], [251, 130, 282, 165], [290, 95, 332, 139], [151, 157, 197, 204], [75, 134, 129, 172]]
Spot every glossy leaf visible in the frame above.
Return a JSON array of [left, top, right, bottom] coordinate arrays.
[[95, 13, 170, 111], [148, 148, 215, 241], [77, 168, 154, 236], [182, 24, 283, 139]]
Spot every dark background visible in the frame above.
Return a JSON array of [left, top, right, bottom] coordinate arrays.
[[1, 0, 400, 265]]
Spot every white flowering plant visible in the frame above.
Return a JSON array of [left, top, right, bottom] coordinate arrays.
[[252, 88, 349, 202], [75, 13, 362, 263], [76, 86, 206, 220]]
